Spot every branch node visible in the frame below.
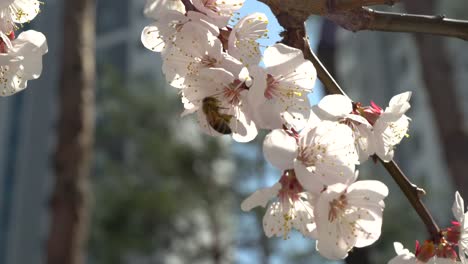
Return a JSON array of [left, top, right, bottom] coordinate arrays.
[[326, 8, 374, 32], [414, 185, 427, 197]]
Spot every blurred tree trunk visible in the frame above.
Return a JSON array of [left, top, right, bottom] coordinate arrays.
[[317, 19, 338, 87], [405, 0, 468, 200], [47, 0, 96, 263]]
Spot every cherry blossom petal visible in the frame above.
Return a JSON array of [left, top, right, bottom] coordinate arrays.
[[241, 183, 281, 211], [295, 121, 358, 193], [228, 13, 268, 67], [374, 115, 410, 162], [317, 94, 353, 119], [453, 191, 465, 221], [263, 129, 298, 170], [191, 0, 245, 27], [144, 0, 185, 19]]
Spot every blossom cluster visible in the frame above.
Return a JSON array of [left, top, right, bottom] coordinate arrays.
[[0, 0, 47, 96], [139, 0, 467, 262], [388, 192, 468, 264]]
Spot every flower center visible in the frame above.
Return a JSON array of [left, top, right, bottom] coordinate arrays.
[[200, 55, 217, 67], [353, 101, 383, 125], [264, 74, 303, 101], [264, 74, 279, 100], [297, 143, 326, 167], [223, 79, 247, 106], [278, 170, 303, 203], [328, 194, 348, 222]]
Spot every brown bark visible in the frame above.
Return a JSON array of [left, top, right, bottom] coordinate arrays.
[[47, 0, 96, 264], [326, 7, 468, 41], [405, 0, 468, 201], [258, 0, 398, 19], [316, 20, 338, 94]]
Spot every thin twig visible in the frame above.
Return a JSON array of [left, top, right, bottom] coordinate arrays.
[[302, 36, 349, 97], [378, 158, 441, 240], [327, 7, 468, 41], [301, 23, 441, 241]]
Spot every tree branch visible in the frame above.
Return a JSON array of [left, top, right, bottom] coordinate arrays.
[[256, 0, 397, 28], [299, 23, 441, 241], [327, 7, 468, 41]]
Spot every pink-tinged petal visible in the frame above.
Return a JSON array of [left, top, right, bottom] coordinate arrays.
[[263, 129, 298, 170], [317, 94, 353, 119], [241, 183, 281, 211]]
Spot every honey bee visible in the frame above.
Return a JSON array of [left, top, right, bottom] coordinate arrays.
[[202, 97, 233, 135]]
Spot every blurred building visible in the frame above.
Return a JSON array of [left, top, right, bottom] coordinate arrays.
[[0, 0, 164, 263], [0, 0, 62, 264], [96, 0, 165, 83]]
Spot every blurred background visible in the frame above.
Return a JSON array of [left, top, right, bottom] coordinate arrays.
[[0, 0, 467, 263]]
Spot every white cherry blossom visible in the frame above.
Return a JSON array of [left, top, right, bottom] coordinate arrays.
[[315, 181, 388, 260], [241, 170, 317, 239], [248, 44, 316, 130], [294, 120, 358, 193], [315, 94, 375, 162], [452, 191, 468, 263], [191, 0, 245, 28], [228, 12, 268, 68], [141, 11, 218, 53], [183, 67, 257, 142], [373, 92, 412, 162], [162, 28, 241, 88], [0, 30, 47, 96], [0, 0, 41, 33]]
